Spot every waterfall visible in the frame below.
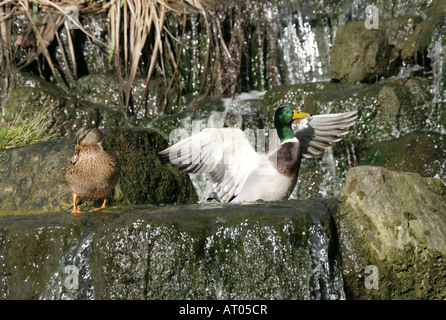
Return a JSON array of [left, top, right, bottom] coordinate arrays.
[[40, 232, 95, 300], [427, 24, 446, 183], [278, 18, 324, 84], [307, 221, 345, 300], [275, 0, 327, 84], [21, 203, 344, 300], [427, 25, 446, 135]]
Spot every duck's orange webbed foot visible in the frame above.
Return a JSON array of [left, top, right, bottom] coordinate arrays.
[[88, 198, 107, 212], [70, 194, 84, 214]]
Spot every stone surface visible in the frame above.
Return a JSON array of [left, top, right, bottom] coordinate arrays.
[[2, 72, 125, 138], [0, 198, 341, 300], [337, 165, 446, 299], [331, 22, 392, 83], [401, 12, 446, 64], [331, 17, 422, 83], [361, 132, 446, 180]]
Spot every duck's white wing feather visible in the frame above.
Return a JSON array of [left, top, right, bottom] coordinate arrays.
[[158, 128, 261, 202], [292, 109, 358, 159]]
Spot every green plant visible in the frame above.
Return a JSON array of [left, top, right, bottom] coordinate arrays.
[[0, 106, 56, 149]]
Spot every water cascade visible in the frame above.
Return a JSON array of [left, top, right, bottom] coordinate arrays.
[[1, 0, 445, 301], [40, 232, 95, 300], [150, 0, 446, 201], [276, 2, 326, 84], [0, 200, 342, 300]]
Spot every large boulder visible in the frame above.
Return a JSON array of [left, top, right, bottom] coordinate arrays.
[[337, 166, 446, 299], [331, 23, 390, 83], [0, 127, 197, 214], [0, 198, 341, 300], [331, 17, 421, 83]]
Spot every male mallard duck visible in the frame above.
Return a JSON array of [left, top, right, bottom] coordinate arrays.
[[158, 106, 357, 202], [63, 126, 120, 213]]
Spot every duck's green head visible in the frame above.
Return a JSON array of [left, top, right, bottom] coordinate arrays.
[[274, 106, 311, 142]]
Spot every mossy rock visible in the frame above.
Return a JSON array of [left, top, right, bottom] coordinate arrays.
[[3, 85, 66, 124], [331, 22, 392, 83], [103, 127, 198, 206], [3, 84, 125, 138], [2, 73, 125, 138], [0, 127, 197, 214], [331, 16, 425, 83], [337, 166, 446, 299], [401, 12, 446, 64], [75, 74, 122, 110], [0, 198, 341, 299], [361, 132, 446, 181], [375, 78, 432, 134]]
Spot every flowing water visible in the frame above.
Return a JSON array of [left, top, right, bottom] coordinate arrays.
[[147, 0, 446, 201], [0, 200, 344, 300], [139, 1, 445, 300], [427, 25, 446, 135], [1, 0, 445, 301], [40, 232, 95, 300]]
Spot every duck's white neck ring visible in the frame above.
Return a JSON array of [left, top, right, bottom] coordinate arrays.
[[280, 137, 298, 145]]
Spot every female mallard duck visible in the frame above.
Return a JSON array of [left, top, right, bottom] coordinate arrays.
[[63, 126, 120, 213], [158, 106, 357, 202]]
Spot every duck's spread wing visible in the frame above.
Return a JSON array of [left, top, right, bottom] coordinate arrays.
[[292, 109, 358, 159], [158, 128, 260, 202]]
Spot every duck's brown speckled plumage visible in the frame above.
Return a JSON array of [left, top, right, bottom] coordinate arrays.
[[63, 126, 120, 212]]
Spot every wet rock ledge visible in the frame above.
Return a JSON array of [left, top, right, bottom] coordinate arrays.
[[0, 199, 341, 300], [0, 127, 197, 214], [0, 128, 445, 299]]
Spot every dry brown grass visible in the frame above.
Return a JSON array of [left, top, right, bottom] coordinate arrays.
[[0, 0, 249, 118]]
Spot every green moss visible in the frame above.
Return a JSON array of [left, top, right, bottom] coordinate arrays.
[[338, 166, 446, 299], [340, 219, 446, 300], [0, 127, 197, 215], [401, 12, 446, 62], [403, 211, 417, 221], [375, 246, 446, 299], [357, 191, 366, 200], [426, 178, 446, 198], [361, 132, 446, 181], [102, 127, 198, 206], [348, 179, 358, 194]]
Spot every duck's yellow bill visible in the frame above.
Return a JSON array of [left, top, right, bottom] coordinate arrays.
[[292, 110, 311, 120]]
